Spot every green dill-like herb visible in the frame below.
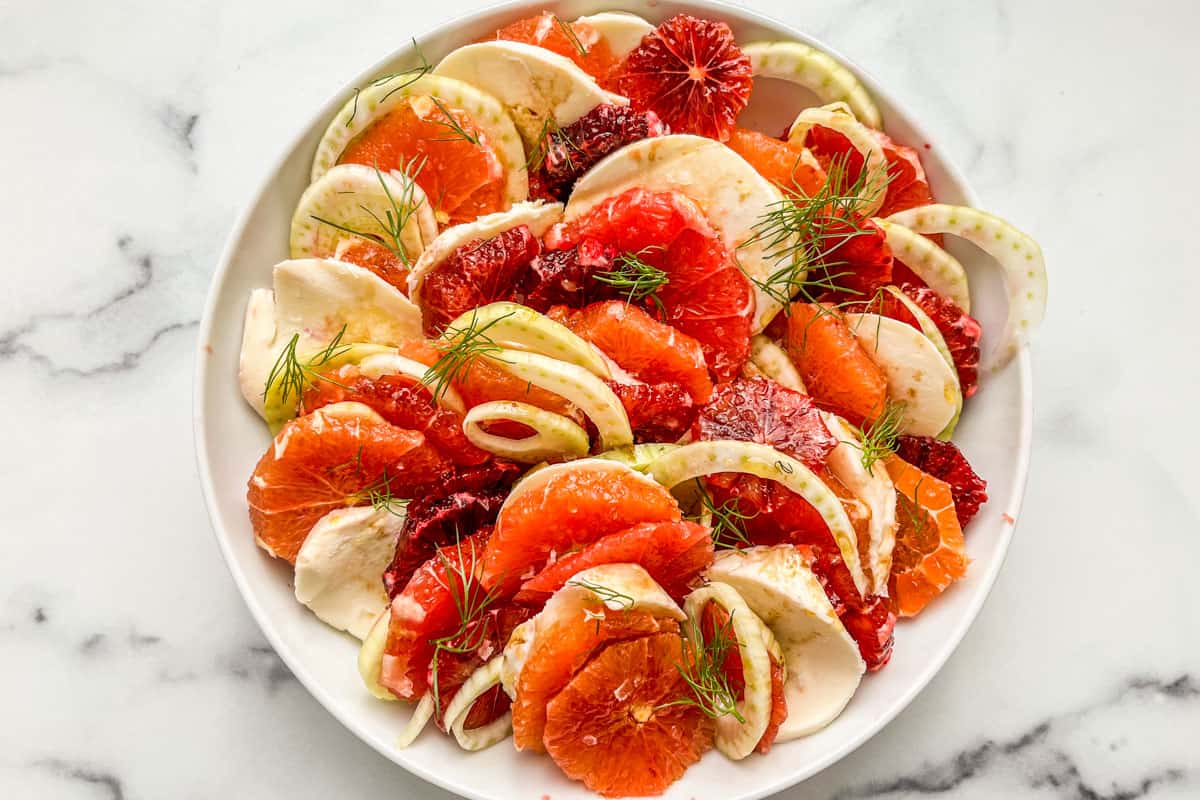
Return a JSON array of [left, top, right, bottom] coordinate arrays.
[[372, 40, 434, 105], [421, 310, 514, 401], [659, 612, 746, 723], [425, 96, 480, 145], [594, 247, 669, 315], [552, 14, 589, 57], [692, 482, 757, 551], [311, 156, 428, 268], [567, 578, 635, 610], [262, 325, 353, 403], [353, 467, 411, 517], [845, 399, 906, 472]]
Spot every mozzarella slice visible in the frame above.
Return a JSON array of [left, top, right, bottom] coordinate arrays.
[[821, 412, 897, 595], [707, 546, 865, 739], [574, 11, 653, 57], [433, 41, 627, 147], [683, 583, 778, 760], [294, 505, 405, 639], [238, 259, 420, 422], [845, 313, 962, 437], [358, 608, 397, 701], [500, 563, 684, 698], [744, 335, 806, 392], [566, 134, 790, 332], [310, 72, 526, 206], [290, 163, 437, 264], [744, 41, 882, 129], [408, 201, 563, 305]]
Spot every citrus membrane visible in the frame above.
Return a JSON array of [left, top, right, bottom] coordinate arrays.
[[648, 440, 869, 597], [743, 41, 882, 129], [463, 400, 589, 462], [787, 103, 890, 217], [886, 203, 1046, 372], [874, 218, 971, 312], [683, 582, 777, 760]]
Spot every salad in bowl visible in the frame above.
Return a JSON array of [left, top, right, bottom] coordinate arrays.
[[217, 5, 1046, 799]]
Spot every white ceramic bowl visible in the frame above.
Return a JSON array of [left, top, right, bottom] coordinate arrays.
[[194, 1, 1033, 797]]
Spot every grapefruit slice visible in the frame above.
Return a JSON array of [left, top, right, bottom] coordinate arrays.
[[615, 14, 753, 141], [516, 520, 714, 604], [543, 632, 714, 797], [551, 187, 755, 380], [726, 127, 827, 196], [489, 11, 618, 82], [512, 608, 677, 752], [884, 455, 968, 616], [246, 403, 447, 563], [483, 459, 682, 590], [785, 302, 888, 425], [550, 300, 714, 402]]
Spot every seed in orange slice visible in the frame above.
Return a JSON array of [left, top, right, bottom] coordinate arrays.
[[543, 632, 714, 797], [246, 406, 447, 563], [482, 462, 682, 589], [337, 98, 507, 226], [489, 12, 618, 82], [884, 455, 968, 616], [516, 520, 714, 604], [785, 302, 888, 425], [726, 127, 826, 196], [512, 608, 676, 752], [550, 301, 714, 402]]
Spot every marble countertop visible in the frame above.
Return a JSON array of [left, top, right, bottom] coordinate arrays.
[[2, 0, 1197, 797]]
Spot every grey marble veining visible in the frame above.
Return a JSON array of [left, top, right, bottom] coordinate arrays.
[[1, 0, 1197, 798]]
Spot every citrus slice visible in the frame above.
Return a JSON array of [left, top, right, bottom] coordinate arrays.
[[512, 607, 677, 752], [874, 218, 971, 312], [894, 435, 988, 527], [289, 163, 437, 285], [707, 546, 866, 738], [543, 632, 713, 797], [246, 403, 446, 563], [682, 583, 777, 760], [433, 41, 626, 147], [462, 400, 589, 463], [312, 72, 527, 226], [516, 520, 714, 603], [551, 300, 714, 402], [745, 334, 807, 392], [784, 302, 888, 425], [565, 134, 790, 333], [650, 440, 869, 598], [726, 126, 827, 196], [490, 12, 619, 81], [886, 203, 1047, 373], [743, 41, 882, 129], [483, 459, 682, 590], [573, 11, 654, 59], [884, 455, 969, 616], [293, 505, 405, 638], [554, 187, 755, 379], [787, 103, 890, 217], [615, 14, 753, 141]]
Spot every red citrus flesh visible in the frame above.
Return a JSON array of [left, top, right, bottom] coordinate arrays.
[[894, 435, 988, 527]]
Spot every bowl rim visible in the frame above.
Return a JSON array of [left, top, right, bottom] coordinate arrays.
[[192, 1, 1034, 797]]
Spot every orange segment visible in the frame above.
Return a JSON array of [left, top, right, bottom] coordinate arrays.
[[885, 455, 968, 616], [332, 237, 409, 293], [785, 302, 888, 425], [337, 98, 506, 226], [246, 407, 447, 563], [543, 632, 714, 797], [490, 12, 618, 82], [727, 127, 826, 196], [483, 464, 682, 589], [512, 609, 675, 752]]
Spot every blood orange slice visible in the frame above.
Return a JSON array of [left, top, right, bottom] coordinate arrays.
[[550, 188, 755, 380], [615, 14, 753, 141], [884, 455, 968, 616], [298, 364, 489, 466], [489, 12, 618, 82], [550, 301, 714, 402], [894, 435, 988, 527], [516, 520, 714, 604], [804, 124, 935, 218], [337, 98, 507, 226], [512, 608, 676, 752], [609, 381, 697, 444], [246, 405, 447, 563], [784, 302, 888, 425], [727, 127, 826, 196], [543, 632, 714, 797], [482, 461, 682, 589]]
